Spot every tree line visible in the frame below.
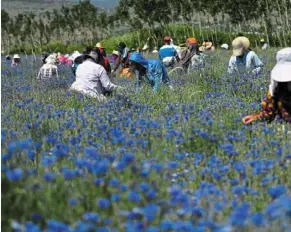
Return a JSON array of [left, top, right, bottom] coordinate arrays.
[[1, 0, 291, 53]]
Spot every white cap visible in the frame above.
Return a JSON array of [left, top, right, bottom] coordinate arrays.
[[13, 54, 20, 59], [271, 47, 291, 82], [221, 44, 229, 50]]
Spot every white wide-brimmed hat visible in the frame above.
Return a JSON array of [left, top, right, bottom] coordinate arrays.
[[271, 47, 291, 82], [221, 44, 229, 50], [232, 36, 250, 56], [13, 54, 20, 59]]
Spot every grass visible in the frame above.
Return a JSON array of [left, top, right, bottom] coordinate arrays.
[[1, 48, 291, 231]]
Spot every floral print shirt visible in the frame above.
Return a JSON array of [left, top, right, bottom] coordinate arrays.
[[255, 91, 291, 123]]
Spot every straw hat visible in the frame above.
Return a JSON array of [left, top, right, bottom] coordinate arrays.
[[96, 42, 103, 48], [260, 39, 265, 43], [13, 54, 20, 59], [186, 37, 198, 44], [271, 47, 291, 82], [232, 36, 250, 56], [221, 44, 229, 50]]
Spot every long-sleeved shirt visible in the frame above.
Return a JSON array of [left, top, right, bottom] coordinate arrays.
[[253, 89, 291, 123], [136, 59, 170, 91], [37, 63, 58, 80], [228, 51, 264, 77], [70, 59, 118, 101]]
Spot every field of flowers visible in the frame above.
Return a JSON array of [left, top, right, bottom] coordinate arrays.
[[1, 49, 291, 232]]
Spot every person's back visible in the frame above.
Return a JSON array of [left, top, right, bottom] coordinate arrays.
[[37, 55, 58, 80], [71, 58, 117, 101]]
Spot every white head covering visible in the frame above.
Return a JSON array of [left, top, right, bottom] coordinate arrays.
[[269, 47, 291, 96], [221, 44, 229, 50], [13, 54, 20, 59], [142, 44, 149, 51], [70, 51, 82, 61], [45, 54, 57, 64]]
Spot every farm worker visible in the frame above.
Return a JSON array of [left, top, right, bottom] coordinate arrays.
[[109, 50, 119, 67], [180, 38, 204, 73], [70, 47, 120, 101], [228, 36, 264, 77], [221, 44, 229, 50], [70, 51, 84, 76], [260, 39, 269, 50], [95, 43, 111, 74], [129, 51, 173, 91], [159, 36, 180, 67], [152, 47, 158, 53], [242, 47, 291, 124], [37, 54, 59, 80], [96, 42, 107, 57], [58, 53, 66, 64], [111, 42, 131, 74], [11, 54, 21, 68]]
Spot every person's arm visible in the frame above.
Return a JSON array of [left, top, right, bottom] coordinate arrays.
[[99, 67, 118, 91], [242, 91, 277, 124], [251, 53, 264, 77], [227, 56, 236, 75]]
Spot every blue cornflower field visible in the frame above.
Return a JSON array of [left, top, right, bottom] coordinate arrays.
[[1, 49, 291, 232]]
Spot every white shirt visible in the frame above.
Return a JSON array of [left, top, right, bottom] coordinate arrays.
[[70, 59, 118, 101], [228, 51, 264, 77], [37, 63, 58, 80]]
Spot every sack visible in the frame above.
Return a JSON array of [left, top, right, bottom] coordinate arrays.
[[162, 57, 175, 67]]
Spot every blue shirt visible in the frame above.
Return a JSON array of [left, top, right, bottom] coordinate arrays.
[[159, 45, 178, 60]]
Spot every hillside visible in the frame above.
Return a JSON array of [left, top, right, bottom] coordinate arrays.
[[1, 0, 119, 16]]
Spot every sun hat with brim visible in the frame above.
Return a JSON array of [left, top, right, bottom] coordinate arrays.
[[260, 39, 265, 43], [232, 36, 250, 56], [13, 54, 20, 59], [186, 37, 198, 44], [271, 47, 291, 82], [221, 44, 229, 50], [205, 42, 213, 49], [96, 42, 103, 48]]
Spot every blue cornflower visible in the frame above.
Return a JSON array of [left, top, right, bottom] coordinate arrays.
[[47, 219, 69, 231], [43, 172, 57, 182], [111, 194, 121, 202], [251, 213, 265, 226], [128, 191, 141, 203], [68, 198, 78, 206], [268, 185, 286, 199], [97, 198, 110, 209], [109, 178, 120, 188], [82, 212, 99, 222], [6, 168, 23, 182]]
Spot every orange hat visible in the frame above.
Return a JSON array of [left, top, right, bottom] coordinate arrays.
[[186, 37, 198, 44], [164, 36, 171, 42]]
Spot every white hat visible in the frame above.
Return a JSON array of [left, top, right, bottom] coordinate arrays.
[[142, 44, 149, 51], [70, 51, 82, 61], [112, 50, 119, 56], [271, 47, 291, 82], [45, 54, 57, 64], [221, 44, 229, 50], [13, 54, 20, 59]]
